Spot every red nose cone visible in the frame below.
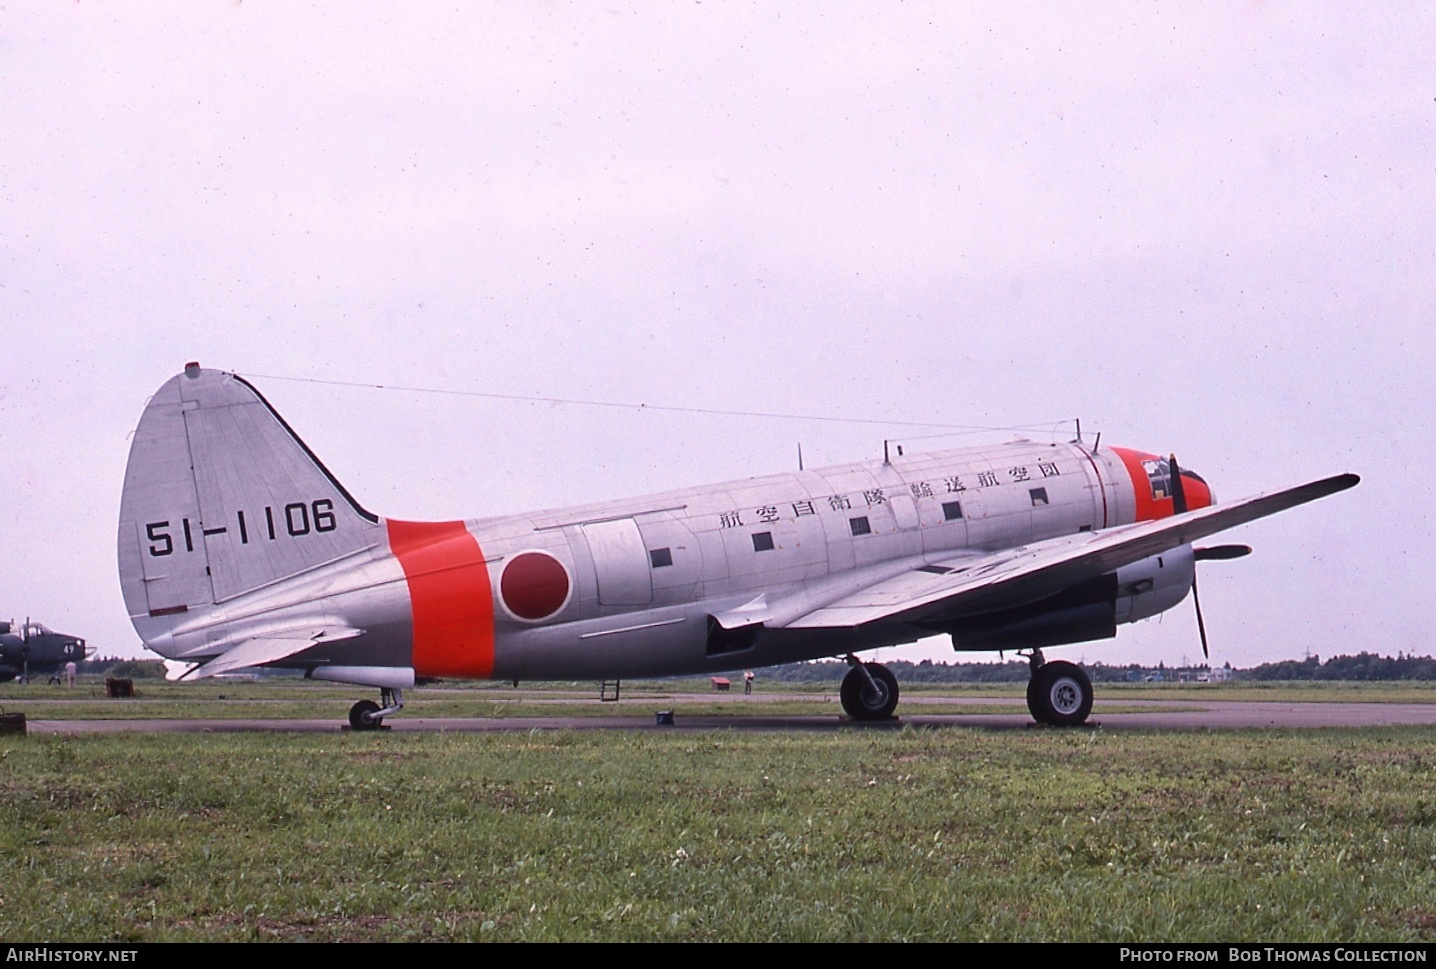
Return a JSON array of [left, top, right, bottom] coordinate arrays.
[[1181, 472, 1213, 510], [1110, 447, 1215, 521]]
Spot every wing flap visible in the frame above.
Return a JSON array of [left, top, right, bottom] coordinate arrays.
[[786, 472, 1358, 630]]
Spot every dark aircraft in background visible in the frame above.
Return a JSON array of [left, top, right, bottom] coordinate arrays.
[[0, 619, 91, 683], [118, 365, 1358, 729]]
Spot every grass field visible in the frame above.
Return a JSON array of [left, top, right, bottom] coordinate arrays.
[[2, 677, 1433, 722], [2, 682, 1434, 942]]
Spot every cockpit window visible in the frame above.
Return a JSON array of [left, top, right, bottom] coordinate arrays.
[[1141, 458, 1173, 501]]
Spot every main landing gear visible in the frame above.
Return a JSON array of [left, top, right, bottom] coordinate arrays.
[[348, 687, 404, 731], [840, 655, 900, 721], [1025, 650, 1093, 727]]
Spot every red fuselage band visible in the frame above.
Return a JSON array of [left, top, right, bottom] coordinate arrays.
[[387, 519, 494, 679]]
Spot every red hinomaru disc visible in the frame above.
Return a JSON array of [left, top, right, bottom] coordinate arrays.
[[499, 550, 570, 621]]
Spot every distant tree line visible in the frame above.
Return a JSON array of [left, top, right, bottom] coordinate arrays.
[[756, 653, 1436, 684], [80, 657, 166, 678], [1241, 652, 1436, 681], [754, 658, 1177, 684]]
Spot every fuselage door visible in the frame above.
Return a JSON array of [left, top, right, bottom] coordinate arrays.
[[582, 518, 654, 606], [888, 493, 919, 530]]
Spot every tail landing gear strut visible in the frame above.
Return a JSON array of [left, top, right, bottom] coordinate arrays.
[[349, 687, 403, 731], [1024, 650, 1093, 727]]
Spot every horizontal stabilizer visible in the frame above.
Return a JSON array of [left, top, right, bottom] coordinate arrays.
[[164, 659, 198, 682], [179, 626, 364, 680]]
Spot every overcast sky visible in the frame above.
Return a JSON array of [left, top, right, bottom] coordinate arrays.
[[2, 3, 1431, 670]]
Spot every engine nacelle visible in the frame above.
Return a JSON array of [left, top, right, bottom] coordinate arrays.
[[1114, 545, 1195, 623], [940, 546, 1196, 652], [941, 572, 1118, 651]]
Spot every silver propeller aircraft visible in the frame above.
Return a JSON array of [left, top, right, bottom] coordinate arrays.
[[118, 364, 1358, 730]]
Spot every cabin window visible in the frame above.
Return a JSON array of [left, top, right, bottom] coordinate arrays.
[[942, 500, 963, 521], [1029, 488, 1049, 506], [649, 547, 673, 568], [752, 531, 775, 552], [849, 516, 871, 536]]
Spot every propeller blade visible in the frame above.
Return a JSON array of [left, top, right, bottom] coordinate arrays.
[[1189, 542, 1252, 662], [1195, 544, 1252, 561], [1191, 575, 1209, 660], [1169, 454, 1188, 514]]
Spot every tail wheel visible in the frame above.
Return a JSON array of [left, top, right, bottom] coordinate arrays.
[[1027, 660, 1093, 727], [840, 662, 900, 720], [348, 699, 382, 731]]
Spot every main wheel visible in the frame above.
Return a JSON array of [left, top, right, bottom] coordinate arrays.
[[840, 662, 900, 720], [1027, 660, 1093, 727], [349, 699, 382, 731], [1025, 675, 1046, 723]]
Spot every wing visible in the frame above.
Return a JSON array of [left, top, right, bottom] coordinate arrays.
[[785, 472, 1358, 630], [174, 625, 365, 680]]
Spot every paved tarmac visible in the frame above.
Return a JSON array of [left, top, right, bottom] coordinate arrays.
[[23, 693, 1436, 734]]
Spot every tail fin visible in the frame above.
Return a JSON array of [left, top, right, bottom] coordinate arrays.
[[118, 364, 382, 643]]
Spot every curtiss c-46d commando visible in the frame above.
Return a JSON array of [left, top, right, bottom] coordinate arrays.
[[118, 365, 1358, 729]]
